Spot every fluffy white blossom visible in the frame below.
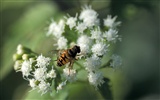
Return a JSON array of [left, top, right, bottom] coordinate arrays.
[[63, 67, 77, 82], [103, 29, 119, 43], [77, 35, 92, 55], [47, 19, 65, 38], [34, 67, 47, 81], [79, 5, 99, 27], [38, 80, 51, 95], [21, 60, 32, 77], [104, 15, 121, 28], [47, 69, 56, 78], [65, 15, 77, 29], [90, 27, 102, 41], [29, 79, 37, 88], [110, 54, 122, 69], [91, 42, 109, 56], [78, 44, 90, 55], [76, 22, 87, 33], [57, 36, 68, 50], [57, 80, 67, 92], [84, 55, 101, 72], [77, 35, 92, 45], [88, 71, 104, 88], [36, 54, 51, 68]]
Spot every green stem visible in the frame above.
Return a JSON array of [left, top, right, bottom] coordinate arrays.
[[100, 59, 112, 69], [98, 78, 113, 100], [75, 61, 84, 68]]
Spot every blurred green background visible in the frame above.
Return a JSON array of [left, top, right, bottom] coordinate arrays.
[[0, 0, 159, 100]]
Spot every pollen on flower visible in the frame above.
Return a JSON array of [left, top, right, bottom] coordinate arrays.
[[88, 71, 104, 88], [91, 42, 109, 56], [21, 60, 32, 78], [63, 67, 77, 82], [36, 54, 51, 68]]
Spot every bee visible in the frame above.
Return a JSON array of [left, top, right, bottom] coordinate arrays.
[[56, 45, 81, 68]]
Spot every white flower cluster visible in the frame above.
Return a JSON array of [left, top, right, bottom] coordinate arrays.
[[47, 19, 68, 50], [28, 55, 56, 95], [13, 46, 57, 95], [46, 5, 122, 89]]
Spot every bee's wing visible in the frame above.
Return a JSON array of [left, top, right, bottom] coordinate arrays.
[[49, 49, 65, 57], [49, 50, 59, 55]]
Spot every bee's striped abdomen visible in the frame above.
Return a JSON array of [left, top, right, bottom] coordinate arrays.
[[57, 52, 70, 66]]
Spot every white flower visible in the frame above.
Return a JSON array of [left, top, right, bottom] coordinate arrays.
[[78, 44, 90, 55], [29, 79, 37, 88], [88, 71, 104, 88], [104, 15, 121, 28], [57, 36, 68, 50], [83, 16, 99, 27], [77, 35, 92, 55], [65, 15, 77, 29], [77, 35, 92, 45], [47, 69, 56, 78], [47, 19, 65, 38], [91, 42, 109, 56], [79, 5, 99, 27], [110, 54, 122, 69], [36, 54, 51, 68], [21, 60, 32, 77], [38, 80, 51, 95], [84, 55, 101, 72], [57, 80, 67, 92], [63, 67, 77, 82], [103, 29, 119, 43], [90, 27, 102, 41], [76, 22, 87, 33], [34, 67, 47, 81]]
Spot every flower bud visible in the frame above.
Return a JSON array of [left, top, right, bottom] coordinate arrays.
[[22, 54, 36, 60], [13, 53, 22, 61], [17, 44, 32, 55], [22, 54, 29, 60], [14, 60, 22, 71]]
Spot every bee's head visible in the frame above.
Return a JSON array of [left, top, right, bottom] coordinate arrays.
[[74, 45, 81, 53]]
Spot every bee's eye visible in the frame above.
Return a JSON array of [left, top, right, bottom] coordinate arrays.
[[76, 46, 81, 53]]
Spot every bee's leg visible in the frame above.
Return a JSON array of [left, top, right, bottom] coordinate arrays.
[[68, 60, 74, 75], [75, 54, 83, 60]]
